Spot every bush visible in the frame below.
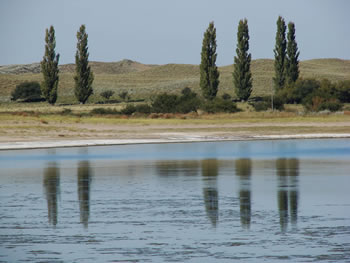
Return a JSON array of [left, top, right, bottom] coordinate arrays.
[[277, 78, 320, 104], [100, 90, 115, 100], [11, 81, 43, 102], [90, 107, 118, 115], [250, 95, 284, 111], [119, 91, 130, 102], [177, 88, 201, 113], [304, 97, 342, 112], [201, 98, 240, 113], [135, 104, 152, 114], [251, 101, 269, 111], [120, 104, 136, 115], [222, 93, 232, 100], [61, 108, 73, 115], [151, 89, 201, 114], [335, 80, 350, 103], [152, 93, 179, 113]]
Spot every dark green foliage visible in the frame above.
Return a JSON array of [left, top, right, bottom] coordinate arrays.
[[222, 93, 232, 100], [250, 96, 284, 111], [334, 80, 350, 103], [152, 93, 179, 113], [41, 26, 60, 105], [74, 25, 94, 104], [134, 104, 152, 114], [273, 16, 287, 91], [301, 79, 343, 111], [177, 88, 201, 113], [119, 91, 130, 101], [285, 22, 300, 84], [233, 19, 252, 101], [278, 78, 344, 112], [151, 89, 201, 114], [61, 108, 73, 115], [303, 97, 343, 112], [120, 104, 152, 115], [200, 22, 220, 100], [90, 107, 118, 115], [100, 90, 114, 100], [201, 98, 240, 113], [278, 78, 320, 104], [120, 104, 136, 115], [11, 81, 43, 102]]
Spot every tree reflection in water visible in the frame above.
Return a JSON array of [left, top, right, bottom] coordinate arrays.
[[276, 158, 299, 232], [77, 161, 92, 228], [201, 159, 219, 227], [43, 162, 60, 227], [235, 158, 252, 229]]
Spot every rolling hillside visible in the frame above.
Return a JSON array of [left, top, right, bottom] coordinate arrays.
[[0, 58, 349, 103]]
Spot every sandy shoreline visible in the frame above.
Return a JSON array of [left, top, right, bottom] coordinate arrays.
[[1, 133, 350, 151]]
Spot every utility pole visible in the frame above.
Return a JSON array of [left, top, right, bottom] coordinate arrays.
[[271, 79, 274, 111]]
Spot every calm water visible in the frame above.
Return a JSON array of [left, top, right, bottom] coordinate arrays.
[[0, 139, 350, 262]]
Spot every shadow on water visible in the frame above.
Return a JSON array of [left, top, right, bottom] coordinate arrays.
[[43, 162, 60, 227], [201, 159, 219, 227], [77, 161, 92, 228], [235, 158, 252, 229], [276, 158, 299, 232], [155, 160, 200, 177]]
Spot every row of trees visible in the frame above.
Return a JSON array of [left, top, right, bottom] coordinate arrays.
[[41, 25, 93, 105], [200, 16, 300, 102]]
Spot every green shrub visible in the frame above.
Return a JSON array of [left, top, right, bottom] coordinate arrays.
[[90, 107, 118, 115], [201, 98, 240, 113], [119, 91, 130, 102], [251, 101, 269, 111], [11, 81, 43, 102], [303, 97, 342, 112], [222, 93, 232, 100], [100, 90, 115, 100], [321, 100, 343, 112], [61, 108, 73, 115], [120, 104, 136, 115], [250, 96, 284, 111], [177, 88, 201, 113], [152, 93, 179, 113], [335, 80, 350, 103], [152, 89, 201, 114], [135, 104, 152, 114]]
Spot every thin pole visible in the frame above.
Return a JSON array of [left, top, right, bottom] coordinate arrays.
[[271, 79, 274, 111]]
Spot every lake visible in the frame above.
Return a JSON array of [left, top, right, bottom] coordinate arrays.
[[1, 139, 350, 262]]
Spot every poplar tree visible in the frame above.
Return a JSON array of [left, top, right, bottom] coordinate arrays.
[[233, 19, 252, 101], [285, 22, 300, 84], [41, 26, 60, 105], [200, 22, 220, 100], [273, 16, 287, 91], [74, 25, 94, 104]]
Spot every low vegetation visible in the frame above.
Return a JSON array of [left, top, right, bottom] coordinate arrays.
[[11, 81, 43, 102]]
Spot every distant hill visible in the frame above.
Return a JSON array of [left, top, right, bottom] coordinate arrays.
[[0, 58, 349, 103], [0, 63, 41, 74], [0, 59, 155, 75]]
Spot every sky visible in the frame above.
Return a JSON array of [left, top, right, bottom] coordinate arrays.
[[0, 0, 349, 66]]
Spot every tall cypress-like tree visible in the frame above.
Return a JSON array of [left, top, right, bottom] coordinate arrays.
[[233, 19, 252, 101], [41, 26, 60, 105], [200, 22, 220, 100], [74, 25, 94, 104], [273, 16, 287, 91], [285, 22, 300, 84]]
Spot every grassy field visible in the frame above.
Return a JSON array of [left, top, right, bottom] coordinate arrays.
[[1, 58, 350, 104]]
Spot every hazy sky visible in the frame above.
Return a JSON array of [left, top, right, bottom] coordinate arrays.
[[0, 0, 349, 66]]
